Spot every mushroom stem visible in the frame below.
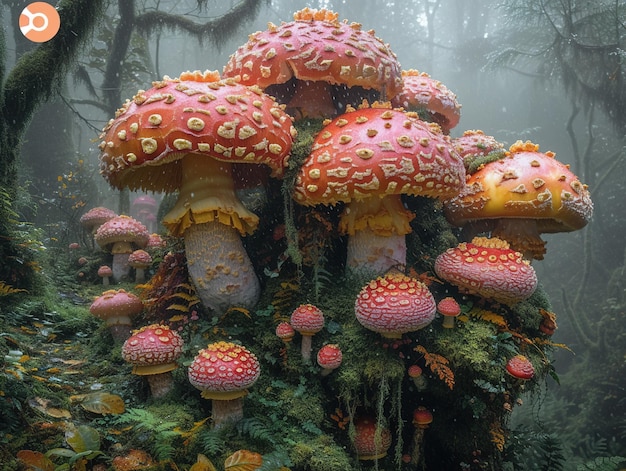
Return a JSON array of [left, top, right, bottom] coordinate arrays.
[[212, 397, 245, 429], [145, 372, 174, 399], [491, 219, 545, 261], [162, 155, 262, 313], [111, 252, 131, 283], [340, 195, 413, 276], [285, 80, 336, 120], [300, 334, 314, 364], [411, 428, 425, 464]]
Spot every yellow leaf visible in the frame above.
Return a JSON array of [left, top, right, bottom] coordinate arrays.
[[224, 449, 263, 471], [77, 392, 126, 415], [17, 450, 55, 471], [190, 454, 217, 471]]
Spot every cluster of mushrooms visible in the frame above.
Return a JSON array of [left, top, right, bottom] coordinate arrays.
[[87, 7, 593, 467]]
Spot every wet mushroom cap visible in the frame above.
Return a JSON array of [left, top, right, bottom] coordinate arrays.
[[128, 249, 152, 269], [94, 215, 149, 253], [80, 207, 117, 232], [290, 304, 325, 335], [505, 354, 535, 380], [392, 69, 461, 133], [316, 344, 343, 370], [122, 324, 184, 375], [89, 289, 144, 324], [293, 104, 465, 208], [355, 272, 437, 337], [188, 341, 260, 400], [222, 8, 403, 100], [444, 140, 593, 234], [434, 236, 538, 305]]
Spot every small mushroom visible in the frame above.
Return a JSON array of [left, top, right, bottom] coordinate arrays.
[[352, 414, 392, 461], [275, 321, 295, 344], [97, 265, 113, 287], [128, 249, 152, 283], [505, 354, 535, 380], [437, 297, 461, 329], [316, 344, 342, 376], [411, 406, 433, 464], [408, 365, 427, 391], [89, 289, 144, 342], [290, 304, 325, 363]]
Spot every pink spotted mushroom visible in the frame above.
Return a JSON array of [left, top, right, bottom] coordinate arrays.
[[188, 341, 260, 428], [223, 8, 403, 119], [97, 265, 113, 287], [316, 344, 342, 376], [354, 272, 436, 339], [391, 69, 461, 134], [98, 71, 295, 314], [80, 206, 118, 235], [94, 215, 149, 282], [128, 249, 152, 283], [290, 304, 325, 363], [443, 140, 593, 260], [121, 324, 183, 398], [89, 289, 144, 342], [434, 236, 538, 306], [275, 321, 295, 344], [437, 296, 461, 329], [293, 102, 465, 277]]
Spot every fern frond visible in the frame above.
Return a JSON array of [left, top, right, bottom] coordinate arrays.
[[0, 281, 27, 297], [415, 345, 455, 389], [236, 417, 275, 446], [467, 307, 509, 329]]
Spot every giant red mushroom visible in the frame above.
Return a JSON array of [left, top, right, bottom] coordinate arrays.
[[355, 272, 437, 338], [122, 324, 184, 398], [293, 102, 466, 277], [391, 69, 461, 134], [188, 341, 260, 428], [444, 140, 593, 260], [223, 8, 403, 119], [98, 71, 295, 314], [434, 236, 538, 306], [89, 289, 144, 342], [94, 215, 149, 283]]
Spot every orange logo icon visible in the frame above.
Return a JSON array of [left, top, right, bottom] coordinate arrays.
[[19, 2, 61, 43]]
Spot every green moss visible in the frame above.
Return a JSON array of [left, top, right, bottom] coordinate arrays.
[[290, 435, 353, 471]]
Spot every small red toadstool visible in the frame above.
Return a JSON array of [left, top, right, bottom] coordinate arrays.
[[128, 249, 152, 283], [275, 321, 295, 344], [290, 304, 325, 363], [437, 296, 461, 329], [411, 406, 433, 464], [354, 272, 436, 338], [316, 344, 342, 376], [188, 341, 260, 428], [94, 215, 149, 283], [505, 354, 535, 380], [408, 365, 428, 391], [97, 265, 113, 287], [352, 414, 393, 461], [434, 236, 538, 306], [89, 289, 144, 342], [122, 324, 184, 398]]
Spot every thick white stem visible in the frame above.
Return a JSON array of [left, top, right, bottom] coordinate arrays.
[[346, 229, 407, 278], [111, 253, 131, 282], [185, 222, 260, 314]]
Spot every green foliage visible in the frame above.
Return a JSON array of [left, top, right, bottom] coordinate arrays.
[[577, 456, 626, 471], [507, 426, 566, 470]]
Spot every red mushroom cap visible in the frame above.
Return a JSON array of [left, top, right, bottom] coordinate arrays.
[[355, 272, 436, 338], [392, 69, 461, 134], [99, 71, 295, 190], [434, 236, 538, 305], [275, 321, 295, 342], [146, 233, 166, 250], [223, 8, 403, 101], [444, 140, 593, 260], [290, 304, 325, 336], [94, 215, 149, 253], [80, 206, 118, 232], [97, 265, 113, 278], [122, 324, 184, 375], [505, 354, 535, 380], [437, 297, 461, 317], [316, 344, 343, 371], [294, 104, 465, 208], [452, 129, 505, 161], [188, 341, 260, 400], [352, 415, 392, 460], [408, 365, 423, 379], [412, 406, 433, 428], [128, 249, 152, 269], [89, 289, 144, 325]]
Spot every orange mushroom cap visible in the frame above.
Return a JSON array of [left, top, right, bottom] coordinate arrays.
[[355, 272, 436, 338], [223, 8, 403, 101], [444, 140, 593, 259], [392, 69, 461, 134], [434, 236, 538, 305], [412, 406, 433, 428], [122, 324, 184, 375]]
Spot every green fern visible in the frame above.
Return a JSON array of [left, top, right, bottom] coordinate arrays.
[[236, 417, 276, 446], [258, 450, 292, 471], [198, 428, 224, 456], [577, 456, 626, 471], [112, 408, 179, 461]]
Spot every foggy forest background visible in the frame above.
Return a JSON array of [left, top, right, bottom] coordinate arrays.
[[1, 0, 624, 468]]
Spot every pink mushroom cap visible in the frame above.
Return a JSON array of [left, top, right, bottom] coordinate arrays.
[[437, 297, 461, 317], [122, 324, 184, 375], [275, 321, 295, 342], [188, 341, 260, 400], [128, 249, 152, 269], [354, 272, 436, 338], [290, 304, 325, 336], [89, 289, 143, 326], [94, 215, 149, 253], [97, 265, 113, 278], [80, 207, 118, 233], [434, 236, 538, 306]]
